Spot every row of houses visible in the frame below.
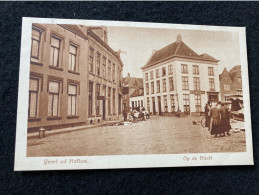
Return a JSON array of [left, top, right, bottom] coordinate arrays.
[[28, 24, 124, 131]]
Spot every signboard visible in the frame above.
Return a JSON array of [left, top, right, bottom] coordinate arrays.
[[97, 96, 105, 100], [190, 90, 205, 95]]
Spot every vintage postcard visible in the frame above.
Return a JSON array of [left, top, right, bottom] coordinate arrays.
[[15, 17, 253, 171]]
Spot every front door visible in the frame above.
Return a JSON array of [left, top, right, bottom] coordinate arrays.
[[102, 100, 106, 120], [157, 96, 162, 116], [152, 97, 155, 115]]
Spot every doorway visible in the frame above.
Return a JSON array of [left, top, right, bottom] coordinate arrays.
[[157, 96, 162, 116], [102, 100, 106, 120], [152, 97, 155, 115]]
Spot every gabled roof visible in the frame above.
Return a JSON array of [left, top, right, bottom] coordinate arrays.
[[122, 77, 143, 88], [229, 65, 241, 73], [220, 66, 241, 82], [58, 24, 87, 39], [142, 35, 219, 69]]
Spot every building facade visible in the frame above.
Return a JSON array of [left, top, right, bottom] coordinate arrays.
[[219, 65, 242, 102], [141, 35, 220, 116], [28, 24, 123, 131]]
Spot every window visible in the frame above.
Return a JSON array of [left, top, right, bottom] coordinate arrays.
[[150, 71, 154, 80], [50, 36, 61, 67], [237, 89, 242, 95], [156, 69, 160, 78], [28, 77, 39, 117], [181, 64, 188, 73], [88, 82, 93, 115], [68, 84, 77, 116], [151, 82, 154, 94], [112, 63, 115, 82], [141, 100, 143, 107], [209, 78, 215, 91], [157, 80, 160, 93], [193, 77, 200, 90], [96, 52, 101, 76], [96, 84, 101, 115], [48, 80, 61, 116], [183, 94, 190, 113], [195, 94, 201, 112], [108, 88, 111, 114], [170, 95, 175, 112], [193, 65, 199, 75], [182, 76, 189, 90], [108, 60, 111, 81], [103, 56, 106, 78], [162, 67, 166, 77], [168, 65, 173, 75], [208, 67, 214, 76], [224, 84, 230, 91], [147, 97, 150, 111], [163, 79, 167, 92], [69, 44, 77, 72], [89, 48, 94, 73], [103, 85, 106, 98], [146, 83, 149, 95], [113, 89, 116, 114], [31, 28, 42, 62], [164, 95, 168, 112], [169, 77, 174, 91], [145, 73, 148, 81]]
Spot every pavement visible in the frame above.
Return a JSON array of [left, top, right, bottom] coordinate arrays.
[[27, 119, 124, 139], [27, 115, 246, 157]]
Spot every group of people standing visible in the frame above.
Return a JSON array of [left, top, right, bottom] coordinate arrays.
[[204, 101, 232, 137]]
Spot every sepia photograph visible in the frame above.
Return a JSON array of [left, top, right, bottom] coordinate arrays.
[[14, 18, 253, 170]]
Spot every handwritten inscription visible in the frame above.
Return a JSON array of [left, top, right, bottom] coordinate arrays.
[[183, 155, 212, 162], [44, 158, 88, 165]]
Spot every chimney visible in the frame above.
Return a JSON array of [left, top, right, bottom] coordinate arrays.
[[176, 34, 182, 43]]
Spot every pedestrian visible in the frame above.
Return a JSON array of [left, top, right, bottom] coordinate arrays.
[[220, 103, 231, 136], [209, 102, 222, 137], [176, 108, 181, 118], [123, 107, 128, 121], [204, 101, 211, 130]]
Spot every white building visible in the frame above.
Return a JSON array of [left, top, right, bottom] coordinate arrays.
[[129, 92, 145, 111], [141, 35, 220, 116]]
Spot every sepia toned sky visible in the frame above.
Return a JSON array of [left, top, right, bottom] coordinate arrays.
[[107, 26, 241, 78]]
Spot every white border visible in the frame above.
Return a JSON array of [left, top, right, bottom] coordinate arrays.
[[14, 17, 254, 171]]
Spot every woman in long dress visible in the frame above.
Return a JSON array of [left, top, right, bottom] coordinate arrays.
[[209, 102, 222, 137], [220, 103, 231, 136], [204, 101, 211, 130]]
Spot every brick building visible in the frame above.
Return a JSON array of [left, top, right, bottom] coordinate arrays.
[[141, 35, 220, 116], [28, 24, 123, 131], [219, 65, 242, 102]]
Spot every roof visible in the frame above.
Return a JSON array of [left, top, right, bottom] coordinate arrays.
[[58, 24, 87, 39], [142, 35, 219, 69], [130, 88, 144, 97], [229, 65, 241, 73], [220, 66, 241, 82], [122, 77, 143, 88]]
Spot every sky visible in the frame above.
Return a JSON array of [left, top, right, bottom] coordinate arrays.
[[107, 26, 241, 78]]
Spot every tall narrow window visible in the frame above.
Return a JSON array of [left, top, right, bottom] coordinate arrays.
[[108, 60, 111, 81], [48, 80, 61, 116], [181, 64, 188, 73], [162, 67, 166, 77], [164, 95, 168, 112], [170, 95, 175, 112], [96, 52, 101, 76], [151, 82, 154, 94], [208, 67, 214, 76], [209, 78, 215, 91], [146, 83, 149, 95], [113, 89, 116, 114], [89, 48, 94, 73], [182, 76, 189, 90], [50, 37, 61, 67], [69, 44, 77, 72], [183, 94, 190, 113], [150, 71, 154, 80], [163, 79, 167, 92], [157, 80, 160, 93], [147, 97, 150, 111], [141, 100, 143, 107], [145, 73, 148, 81], [224, 84, 230, 91], [156, 69, 160, 78], [169, 77, 174, 91], [108, 88, 111, 114], [112, 63, 115, 82], [103, 56, 106, 78], [193, 65, 199, 75], [31, 28, 42, 62], [96, 84, 100, 115], [168, 65, 173, 75], [68, 84, 77, 116], [28, 77, 39, 117], [193, 77, 200, 90], [88, 82, 93, 115], [195, 94, 201, 112]]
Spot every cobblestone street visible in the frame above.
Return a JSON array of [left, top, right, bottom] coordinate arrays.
[[27, 116, 246, 157]]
